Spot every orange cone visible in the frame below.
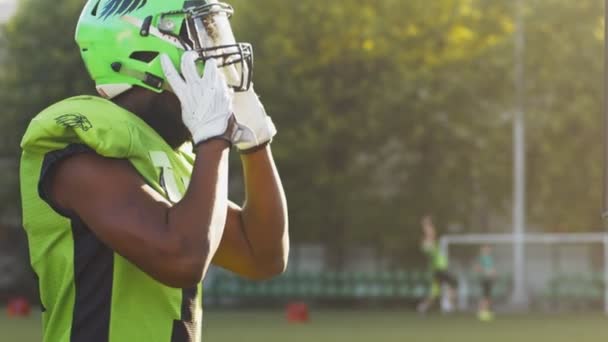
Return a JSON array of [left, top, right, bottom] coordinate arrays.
[[286, 302, 309, 323]]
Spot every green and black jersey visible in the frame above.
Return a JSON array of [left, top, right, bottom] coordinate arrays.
[[20, 96, 201, 342], [422, 241, 448, 272]]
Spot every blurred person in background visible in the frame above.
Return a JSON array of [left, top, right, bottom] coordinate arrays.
[[474, 245, 496, 322], [417, 215, 458, 314], [19, 0, 288, 341]]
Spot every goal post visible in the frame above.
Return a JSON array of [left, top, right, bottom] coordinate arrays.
[[439, 233, 608, 314]]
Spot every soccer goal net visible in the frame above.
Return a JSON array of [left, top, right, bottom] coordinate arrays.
[[439, 233, 608, 314]]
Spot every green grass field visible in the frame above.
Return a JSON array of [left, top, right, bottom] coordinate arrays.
[[2, 309, 608, 341]]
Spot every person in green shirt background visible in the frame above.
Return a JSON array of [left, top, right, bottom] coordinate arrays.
[[417, 215, 458, 314], [474, 245, 496, 321]]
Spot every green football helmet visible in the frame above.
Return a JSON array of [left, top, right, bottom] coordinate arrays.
[[76, 0, 253, 99]]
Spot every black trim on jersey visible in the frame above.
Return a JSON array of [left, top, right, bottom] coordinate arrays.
[[70, 216, 114, 342], [38, 143, 95, 217], [171, 286, 198, 342]]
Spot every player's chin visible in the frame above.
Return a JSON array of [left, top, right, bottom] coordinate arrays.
[[158, 90, 181, 114]]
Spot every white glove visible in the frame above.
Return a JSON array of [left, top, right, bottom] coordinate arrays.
[[160, 51, 234, 145], [231, 87, 277, 152]]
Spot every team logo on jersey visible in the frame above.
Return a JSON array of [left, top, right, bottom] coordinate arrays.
[[100, 0, 148, 20], [55, 114, 93, 131]]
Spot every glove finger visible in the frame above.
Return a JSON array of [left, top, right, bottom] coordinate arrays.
[[160, 54, 187, 97], [215, 61, 234, 98], [213, 62, 229, 93], [181, 51, 202, 86], [200, 59, 220, 87], [212, 63, 234, 110]]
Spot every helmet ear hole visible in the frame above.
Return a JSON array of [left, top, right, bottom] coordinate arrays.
[[129, 51, 160, 63]]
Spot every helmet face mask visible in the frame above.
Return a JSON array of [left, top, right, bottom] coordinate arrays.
[[76, 0, 252, 99], [159, 2, 253, 91], [198, 42, 253, 92]]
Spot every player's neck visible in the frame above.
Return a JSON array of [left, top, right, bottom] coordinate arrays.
[[112, 88, 190, 149]]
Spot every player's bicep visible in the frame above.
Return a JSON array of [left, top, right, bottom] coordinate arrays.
[[46, 152, 181, 281]]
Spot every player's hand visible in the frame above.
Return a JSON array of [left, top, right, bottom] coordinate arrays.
[[161, 51, 234, 145], [231, 86, 277, 153], [421, 216, 432, 229]]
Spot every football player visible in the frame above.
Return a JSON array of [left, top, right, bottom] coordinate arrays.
[[475, 245, 496, 321], [417, 215, 457, 314], [20, 1, 288, 341]]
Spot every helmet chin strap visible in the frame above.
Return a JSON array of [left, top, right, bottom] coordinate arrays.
[[96, 84, 133, 99]]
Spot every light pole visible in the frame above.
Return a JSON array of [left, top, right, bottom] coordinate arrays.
[[603, 0, 608, 223], [511, 0, 527, 306]]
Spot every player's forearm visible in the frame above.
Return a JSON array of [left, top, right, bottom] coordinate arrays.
[[167, 140, 231, 283], [240, 146, 289, 274]]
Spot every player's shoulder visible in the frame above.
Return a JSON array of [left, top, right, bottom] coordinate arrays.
[[54, 149, 136, 187], [21, 95, 134, 156], [48, 147, 143, 214]]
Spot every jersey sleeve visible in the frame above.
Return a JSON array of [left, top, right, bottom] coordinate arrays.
[[37, 144, 97, 218]]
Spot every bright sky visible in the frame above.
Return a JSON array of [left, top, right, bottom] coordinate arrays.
[[0, 0, 16, 23]]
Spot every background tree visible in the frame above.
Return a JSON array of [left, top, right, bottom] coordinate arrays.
[[0, 0, 603, 268]]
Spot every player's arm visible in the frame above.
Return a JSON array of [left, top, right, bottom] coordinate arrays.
[[208, 85, 288, 280], [212, 145, 288, 280], [47, 141, 230, 288], [47, 53, 235, 288], [421, 235, 434, 251], [420, 215, 436, 245]]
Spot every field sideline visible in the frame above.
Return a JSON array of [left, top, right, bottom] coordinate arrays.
[[2, 309, 608, 341]]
